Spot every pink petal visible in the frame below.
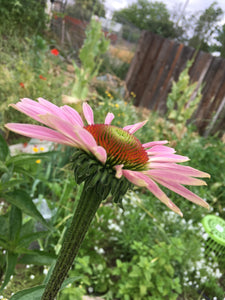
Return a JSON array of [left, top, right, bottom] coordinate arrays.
[[149, 154, 189, 163], [122, 170, 149, 187], [39, 114, 81, 145], [149, 163, 210, 178], [123, 120, 148, 134], [146, 146, 176, 155], [114, 164, 124, 178], [61, 105, 84, 127], [146, 169, 207, 186], [143, 141, 168, 148], [5, 123, 76, 146], [105, 113, 114, 125], [10, 102, 47, 124], [145, 177, 183, 216], [74, 126, 106, 163], [11, 98, 74, 126], [37, 98, 71, 121], [83, 102, 94, 125], [123, 169, 182, 216], [154, 178, 209, 209], [93, 146, 107, 164]]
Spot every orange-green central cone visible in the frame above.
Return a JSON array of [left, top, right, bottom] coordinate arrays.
[[85, 124, 149, 170]]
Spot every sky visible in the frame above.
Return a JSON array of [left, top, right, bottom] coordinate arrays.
[[104, 0, 225, 20]]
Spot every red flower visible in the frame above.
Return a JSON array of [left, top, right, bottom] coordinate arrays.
[[51, 48, 59, 56], [19, 82, 25, 88], [39, 75, 47, 80]]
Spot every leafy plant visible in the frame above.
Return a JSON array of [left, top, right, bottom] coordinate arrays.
[[166, 59, 202, 137], [0, 134, 56, 291], [112, 239, 182, 300], [71, 18, 110, 100]]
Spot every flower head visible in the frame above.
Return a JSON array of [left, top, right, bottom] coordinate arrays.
[[50, 48, 59, 56], [19, 82, 25, 88], [5, 98, 210, 216]]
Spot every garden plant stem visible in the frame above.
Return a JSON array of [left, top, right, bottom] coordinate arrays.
[[41, 183, 102, 300]]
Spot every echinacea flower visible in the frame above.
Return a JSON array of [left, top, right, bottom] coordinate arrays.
[[50, 48, 59, 56], [5, 98, 210, 216]]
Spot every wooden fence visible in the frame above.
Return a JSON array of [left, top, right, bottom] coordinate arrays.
[[126, 31, 225, 136]]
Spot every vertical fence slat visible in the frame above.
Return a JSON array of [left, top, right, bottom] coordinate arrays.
[[126, 31, 225, 136], [126, 31, 155, 94], [195, 58, 225, 133], [139, 38, 175, 108], [133, 34, 164, 105]]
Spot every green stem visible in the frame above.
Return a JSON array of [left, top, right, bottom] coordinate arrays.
[[41, 183, 102, 300]]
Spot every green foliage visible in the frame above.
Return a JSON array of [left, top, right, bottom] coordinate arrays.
[[166, 59, 202, 135], [188, 2, 223, 51], [113, 239, 182, 300], [100, 54, 131, 80], [0, 35, 67, 130], [212, 23, 225, 58], [71, 18, 110, 100], [113, 0, 183, 40], [66, 0, 105, 21], [0, 0, 46, 35]]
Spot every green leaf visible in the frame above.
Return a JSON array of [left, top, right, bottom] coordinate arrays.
[[10, 285, 46, 300], [18, 250, 56, 265], [18, 231, 48, 248], [0, 214, 9, 236], [0, 134, 10, 161], [10, 276, 81, 300], [6, 152, 50, 167], [4, 190, 52, 230], [9, 205, 22, 242], [0, 251, 18, 291]]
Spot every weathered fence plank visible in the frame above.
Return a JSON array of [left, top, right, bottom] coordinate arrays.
[[126, 31, 225, 136]]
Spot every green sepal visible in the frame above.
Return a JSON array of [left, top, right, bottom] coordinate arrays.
[[72, 149, 133, 204]]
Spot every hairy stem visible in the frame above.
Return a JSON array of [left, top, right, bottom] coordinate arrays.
[[41, 183, 102, 300]]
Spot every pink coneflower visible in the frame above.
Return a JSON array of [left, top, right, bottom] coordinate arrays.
[[5, 98, 210, 216], [50, 48, 59, 56]]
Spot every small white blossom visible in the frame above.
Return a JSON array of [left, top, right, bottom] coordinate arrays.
[[88, 287, 94, 293]]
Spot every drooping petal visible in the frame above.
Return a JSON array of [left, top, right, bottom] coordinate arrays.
[[114, 164, 124, 178], [142, 140, 168, 148], [83, 102, 94, 125], [123, 120, 148, 134], [123, 169, 182, 216], [39, 114, 82, 146], [149, 154, 189, 163], [146, 169, 207, 186], [154, 178, 209, 209], [11, 98, 75, 126], [92, 146, 107, 164], [146, 145, 176, 155], [9, 101, 47, 124], [145, 177, 183, 216], [61, 105, 84, 127], [122, 170, 149, 187], [74, 126, 107, 164], [38, 98, 72, 122], [105, 113, 114, 125], [5, 123, 76, 146], [149, 163, 210, 178]]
